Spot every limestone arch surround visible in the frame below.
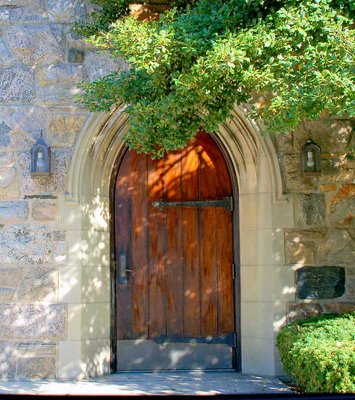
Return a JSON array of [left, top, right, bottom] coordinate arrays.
[[57, 104, 295, 379]]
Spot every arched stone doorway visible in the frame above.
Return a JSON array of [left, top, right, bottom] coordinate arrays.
[[58, 104, 293, 378]]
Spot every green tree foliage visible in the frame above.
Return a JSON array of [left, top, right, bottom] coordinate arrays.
[[277, 313, 355, 393], [75, 0, 354, 157]]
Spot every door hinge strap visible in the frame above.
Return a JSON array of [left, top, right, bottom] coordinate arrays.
[[151, 196, 233, 212]]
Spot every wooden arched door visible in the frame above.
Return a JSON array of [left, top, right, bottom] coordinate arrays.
[[113, 132, 236, 371]]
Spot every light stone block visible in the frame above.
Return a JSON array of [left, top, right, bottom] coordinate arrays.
[[0, 201, 28, 223], [58, 266, 81, 304], [81, 266, 110, 303], [47, 0, 86, 23], [37, 64, 86, 87], [17, 357, 56, 379], [256, 153, 274, 194], [18, 342, 56, 357], [241, 302, 274, 340], [241, 337, 276, 376], [329, 198, 355, 226], [16, 266, 58, 303], [67, 304, 82, 341], [240, 228, 284, 267], [35, 64, 85, 106], [271, 197, 294, 228], [0, 287, 15, 302], [81, 338, 111, 377], [241, 265, 275, 302], [0, 266, 24, 288], [81, 303, 110, 340], [0, 224, 52, 265], [0, 304, 66, 340], [53, 242, 68, 265], [273, 266, 295, 302], [65, 230, 84, 267], [80, 230, 110, 268], [8, 24, 65, 66], [0, 341, 16, 379], [31, 200, 58, 221], [36, 85, 83, 106], [48, 113, 88, 148], [239, 192, 273, 231], [58, 198, 82, 230], [57, 340, 83, 379], [317, 229, 354, 266], [0, 105, 49, 140], [285, 240, 315, 266], [80, 194, 110, 232], [239, 229, 258, 266]]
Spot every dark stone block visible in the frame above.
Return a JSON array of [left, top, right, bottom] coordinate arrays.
[[68, 48, 85, 63], [295, 193, 325, 227], [296, 266, 345, 299]]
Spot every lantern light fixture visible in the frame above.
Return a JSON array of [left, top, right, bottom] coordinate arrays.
[[301, 139, 321, 174], [30, 130, 51, 177]]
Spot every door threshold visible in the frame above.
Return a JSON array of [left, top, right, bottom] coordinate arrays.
[[114, 368, 237, 373]]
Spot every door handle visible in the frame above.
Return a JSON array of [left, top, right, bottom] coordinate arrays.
[[118, 252, 130, 285]]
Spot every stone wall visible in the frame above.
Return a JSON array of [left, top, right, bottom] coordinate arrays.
[[274, 119, 355, 321], [0, 0, 124, 379]]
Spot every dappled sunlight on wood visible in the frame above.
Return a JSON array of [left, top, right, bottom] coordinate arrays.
[[113, 132, 235, 370]]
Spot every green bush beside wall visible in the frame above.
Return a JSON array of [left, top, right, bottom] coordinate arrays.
[[277, 312, 355, 393]]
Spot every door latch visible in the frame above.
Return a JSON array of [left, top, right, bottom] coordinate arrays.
[[118, 252, 130, 285]]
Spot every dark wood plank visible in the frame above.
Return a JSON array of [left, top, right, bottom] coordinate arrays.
[[130, 153, 149, 338], [216, 210, 234, 335], [197, 132, 232, 198], [181, 144, 200, 337], [197, 132, 234, 337], [147, 157, 166, 338], [197, 132, 234, 336], [115, 151, 134, 340], [198, 140, 219, 337], [200, 208, 218, 336], [165, 150, 184, 337]]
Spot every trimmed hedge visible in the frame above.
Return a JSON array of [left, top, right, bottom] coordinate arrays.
[[276, 312, 355, 393]]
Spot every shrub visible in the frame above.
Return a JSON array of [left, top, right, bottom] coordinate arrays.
[[276, 312, 355, 393]]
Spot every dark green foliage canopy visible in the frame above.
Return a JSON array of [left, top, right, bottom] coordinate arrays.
[[75, 0, 354, 157]]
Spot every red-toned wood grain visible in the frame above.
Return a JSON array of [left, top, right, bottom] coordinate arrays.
[[115, 132, 234, 344], [115, 150, 133, 340], [130, 153, 149, 339], [165, 150, 184, 337], [181, 144, 200, 337], [147, 157, 166, 338], [199, 140, 219, 336]]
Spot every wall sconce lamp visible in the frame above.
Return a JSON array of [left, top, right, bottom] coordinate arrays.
[[301, 139, 321, 174], [30, 131, 51, 177]]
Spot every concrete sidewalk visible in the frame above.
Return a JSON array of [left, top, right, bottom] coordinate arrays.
[[0, 371, 292, 395]]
